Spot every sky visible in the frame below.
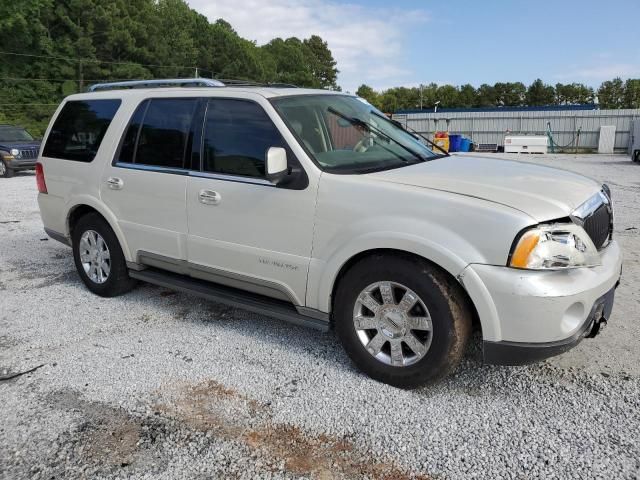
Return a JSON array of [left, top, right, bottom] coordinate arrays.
[[187, 0, 640, 93]]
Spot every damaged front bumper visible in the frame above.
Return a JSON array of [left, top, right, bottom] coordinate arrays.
[[459, 240, 623, 366], [483, 283, 618, 365]]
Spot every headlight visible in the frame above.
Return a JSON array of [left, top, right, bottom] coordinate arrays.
[[10, 148, 20, 157], [509, 223, 600, 270]]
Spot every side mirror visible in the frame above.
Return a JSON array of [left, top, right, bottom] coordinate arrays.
[[266, 147, 288, 184]]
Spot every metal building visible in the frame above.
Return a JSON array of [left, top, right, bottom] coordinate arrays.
[[392, 105, 640, 152]]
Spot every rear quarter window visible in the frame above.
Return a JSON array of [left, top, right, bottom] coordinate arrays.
[[43, 99, 121, 162]]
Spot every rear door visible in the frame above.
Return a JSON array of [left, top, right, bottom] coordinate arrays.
[[100, 97, 202, 265], [186, 97, 316, 305]]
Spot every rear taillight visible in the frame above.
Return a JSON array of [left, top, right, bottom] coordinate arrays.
[[36, 162, 47, 193]]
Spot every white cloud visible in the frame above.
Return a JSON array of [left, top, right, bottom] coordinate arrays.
[[554, 63, 640, 81], [186, 0, 429, 92]]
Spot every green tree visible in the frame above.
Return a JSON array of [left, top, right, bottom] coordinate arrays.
[[0, 0, 342, 133], [555, 83, 595, 104], [475, 84, 496, 107], [303, 35, 339, 89], [525, 79, 555, 106], [355, 84, 378, 106], [435, 84, 459, 108], [623, 79, 640, 108], [494, 82, 526, 106], [457, 84, 476, 108], [597, 77, 625, 108]]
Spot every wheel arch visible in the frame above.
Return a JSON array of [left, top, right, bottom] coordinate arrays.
[[328, 248, 480, 332], [65, 198, 132, 261]]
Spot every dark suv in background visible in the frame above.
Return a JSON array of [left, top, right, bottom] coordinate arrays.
[[0, 125, 41, 177]]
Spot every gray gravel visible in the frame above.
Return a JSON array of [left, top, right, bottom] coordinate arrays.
[[1, 153, 639, 479]]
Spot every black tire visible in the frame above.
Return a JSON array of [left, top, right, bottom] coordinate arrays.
[[334, 253, 472, 389], [633, 150, 640, 163], [72, 212, 137, 297], [0, 160, 14, 178]]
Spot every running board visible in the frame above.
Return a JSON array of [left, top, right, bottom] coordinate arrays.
[[129, 268, 330, 331]]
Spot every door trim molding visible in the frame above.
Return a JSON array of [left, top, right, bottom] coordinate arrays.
[[137, 250, 298, 304]]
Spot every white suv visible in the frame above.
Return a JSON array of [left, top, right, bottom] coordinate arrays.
[[36, 79, 622, 388]]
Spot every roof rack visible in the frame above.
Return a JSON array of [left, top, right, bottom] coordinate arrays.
[[217, 78, 298, 88], [87, 78, 299, 92], [87, 78, 225, 92]]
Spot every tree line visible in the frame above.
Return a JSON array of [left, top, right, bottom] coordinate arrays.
[[0, 0, 339, 135], [2, 0, 639, 137], [356, 78, 640, 112]]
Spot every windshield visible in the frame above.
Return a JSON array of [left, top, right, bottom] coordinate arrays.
[[271, 95, 441, 173], [0, 126, 34, 142]]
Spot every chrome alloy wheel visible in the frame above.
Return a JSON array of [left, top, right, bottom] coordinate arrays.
[[353, 281, 433, 367], [0, 161, 6, 176], [79, 230, 111, 284]]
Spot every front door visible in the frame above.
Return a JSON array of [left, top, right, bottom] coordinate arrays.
[[186, 98, 316, 305]]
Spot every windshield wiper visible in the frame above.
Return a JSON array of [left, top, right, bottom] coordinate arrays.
[[327, 107, 427, 163], [369, 110, 449, 157]]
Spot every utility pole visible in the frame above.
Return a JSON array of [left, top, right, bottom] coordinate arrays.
[[78, 61, 84, 92], [419, 84, 424, 110], [195, 67, 199, 78]]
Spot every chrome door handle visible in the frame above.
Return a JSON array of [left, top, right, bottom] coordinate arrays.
[[199, 189, 221, 205], [106, 177, 124, 190]]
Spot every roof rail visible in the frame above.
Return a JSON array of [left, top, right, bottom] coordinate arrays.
[[87, 78, 225, 92], [213, 78, 299, 89]]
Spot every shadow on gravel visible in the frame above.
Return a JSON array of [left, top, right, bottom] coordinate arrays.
[[114, 282, 499, 389]]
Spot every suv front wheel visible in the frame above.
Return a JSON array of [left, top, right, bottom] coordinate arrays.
[[0, 159, 14, 178], [335, 254, 472, 388], [72, 213, 137, 297]]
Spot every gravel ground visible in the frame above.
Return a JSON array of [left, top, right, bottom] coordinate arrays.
[[1, 153, 639, 479]]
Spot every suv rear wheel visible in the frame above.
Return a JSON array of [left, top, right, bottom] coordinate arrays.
[[72, 213, 136, 297], [335, 254, 472, 388]]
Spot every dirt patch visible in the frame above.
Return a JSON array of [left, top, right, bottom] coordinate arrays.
[[82, 412, 142, 466], [41, 391, 151, 476], [244, 423, 429, 479], [157, 379, 430, 479]]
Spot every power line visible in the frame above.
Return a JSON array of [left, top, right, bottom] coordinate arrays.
[[0, 103, 59, 106], [0, 77, 145, 83], [0, 50, 216, 74]]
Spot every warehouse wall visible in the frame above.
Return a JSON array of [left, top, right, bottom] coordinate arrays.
[[392, 109, 640, 152]]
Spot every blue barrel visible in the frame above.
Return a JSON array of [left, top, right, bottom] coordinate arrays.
[[459, 138, 471, 152], [449, 134, 462, 152]]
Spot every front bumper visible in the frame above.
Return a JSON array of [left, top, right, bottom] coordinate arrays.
[[3, 156, 36, 170], [483, 284, 617, 365], [11, 159, 37, 170], [459, 240, 622, 364]]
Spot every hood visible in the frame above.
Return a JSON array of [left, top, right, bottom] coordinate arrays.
[[368, 155, 601, 221], [0, 141, 41, 151]]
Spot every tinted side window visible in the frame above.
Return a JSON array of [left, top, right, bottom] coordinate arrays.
[[43, 99, 121, 162], [134, 98, 198, 169], [203, 99, 284, 177], [117, 100, 149, 163]]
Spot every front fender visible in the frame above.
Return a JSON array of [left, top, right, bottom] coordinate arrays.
[[307, 225, 476, 314]]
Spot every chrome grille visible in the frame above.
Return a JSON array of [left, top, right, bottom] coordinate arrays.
[[583, 203, 611, 249], [19, 148, 38, 159], [572, 190, 613, 250]]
